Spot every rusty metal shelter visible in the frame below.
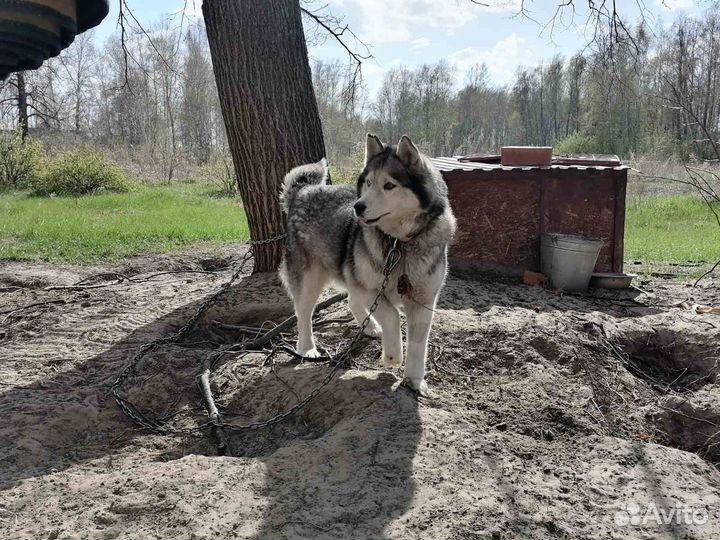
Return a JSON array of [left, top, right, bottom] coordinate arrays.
[[432, 155, 629, 276]]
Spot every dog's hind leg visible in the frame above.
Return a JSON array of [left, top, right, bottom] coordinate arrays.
[[292, 268, 327, 358], [348, 295, 382, 338]]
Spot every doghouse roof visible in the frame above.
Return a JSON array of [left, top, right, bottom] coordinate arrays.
[[431, 155, 630, 173]]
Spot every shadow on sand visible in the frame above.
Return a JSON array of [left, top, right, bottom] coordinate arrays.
[[0, 273, 421, 539], [442, 271, 664, 318]]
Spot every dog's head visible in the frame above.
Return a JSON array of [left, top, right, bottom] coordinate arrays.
[[354, 134, 447, 240]]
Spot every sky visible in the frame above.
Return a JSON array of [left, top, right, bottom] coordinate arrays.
[[93, 0, 705, 98]]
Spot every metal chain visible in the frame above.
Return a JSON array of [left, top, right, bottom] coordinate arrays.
[[248, 232, 289, 246], [211, 238, 401, 433], [111, 246, 256, 434], [112, 235, 402, 437]]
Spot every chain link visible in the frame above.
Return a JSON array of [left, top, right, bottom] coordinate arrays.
[[248, 232, 288, 246], [111, 247, 255, 435], [112, 235, 402, 437]]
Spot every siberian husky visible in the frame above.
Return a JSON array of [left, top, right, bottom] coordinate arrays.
[[279, 134, 456, 394]]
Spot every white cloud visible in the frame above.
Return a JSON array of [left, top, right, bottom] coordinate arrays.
[[656, 0, 695, 11], [179, 0, 203, 18], [329, 0, 520, 45], [475, 0, 523, 13], [448, 33, 528, 86], [362, 57, 401, 84], [410, 37, 431, 50], [362, 59, 391, 81]]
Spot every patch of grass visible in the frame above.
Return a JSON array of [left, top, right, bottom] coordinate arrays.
[[625, 195, 719, 265], [330, 164, 357, 185], [2, 185, 714, 268], [0, 183, 248, 263]]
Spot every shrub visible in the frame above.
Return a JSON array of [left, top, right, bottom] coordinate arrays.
[[206, 153, 238, 196], [32, 150, 131, 196], [329, 151, 364, 185], [554, 132, 600, 156], [0, 130, 42, 190]]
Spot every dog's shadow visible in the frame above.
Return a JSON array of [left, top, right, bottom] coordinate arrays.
[[0, 272, 421, 539], [199, 273, 423, 538], [235, 369, 422, 539]]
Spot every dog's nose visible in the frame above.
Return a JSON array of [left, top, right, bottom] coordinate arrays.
[[353, 201, 366, 217]]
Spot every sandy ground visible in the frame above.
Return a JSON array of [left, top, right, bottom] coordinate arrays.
[[1, 245, 719, 540]]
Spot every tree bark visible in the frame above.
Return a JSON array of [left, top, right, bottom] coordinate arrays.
[[16, 72, 29, 141], [202, 0, 325, 273]]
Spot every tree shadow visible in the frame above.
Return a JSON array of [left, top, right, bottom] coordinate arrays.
[[632, 440, 704, 540], [0, 273, 421, 539], [0, 282, 219, 489]]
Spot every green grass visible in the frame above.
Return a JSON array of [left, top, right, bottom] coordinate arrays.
[[0, 186, 715, 267], [0, 183, 248, 263], [625, 195, 719, 264]]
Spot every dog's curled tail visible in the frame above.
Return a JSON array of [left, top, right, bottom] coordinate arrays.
[[280, 158, 329, 212]]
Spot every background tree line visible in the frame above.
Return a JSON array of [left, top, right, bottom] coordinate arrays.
[[1, 6, 720, 184], [366, 6, 720, 163]]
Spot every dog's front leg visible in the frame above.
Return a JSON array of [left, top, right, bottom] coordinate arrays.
[[375, 296, 402, 368], [348, 295, 382, 338], [403, 297, 436, 395], [350, 287, 402, 367]]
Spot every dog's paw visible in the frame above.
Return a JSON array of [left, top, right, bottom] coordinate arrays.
[[297, 346, 321, 358], [362, 321, 382, 338], [403, 377, 429, 396], [382, 351, 402, 368]]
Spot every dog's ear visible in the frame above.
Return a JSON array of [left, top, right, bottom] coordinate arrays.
[[397, 135, 420, 167], [365, 133, 384, 165]]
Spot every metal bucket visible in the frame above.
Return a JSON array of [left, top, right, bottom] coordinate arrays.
[[541, 233, 603, 292]]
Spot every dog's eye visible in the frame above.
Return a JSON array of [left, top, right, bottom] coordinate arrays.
[[383, 182, 396, 191]]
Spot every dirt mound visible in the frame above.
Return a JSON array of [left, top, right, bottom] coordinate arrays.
[[1, 248, 720, 539]]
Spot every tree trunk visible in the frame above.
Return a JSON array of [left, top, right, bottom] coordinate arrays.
[[16, 72, 29, 141], [202, 0, 325, 273]]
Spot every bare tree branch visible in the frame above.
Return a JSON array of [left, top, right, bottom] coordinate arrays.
[[300, 4, 372, 111], [116, 0, 177, 91], [509, 0, 653, 65]]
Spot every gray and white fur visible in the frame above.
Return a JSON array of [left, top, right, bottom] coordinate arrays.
[[279, 134, 456, 394]]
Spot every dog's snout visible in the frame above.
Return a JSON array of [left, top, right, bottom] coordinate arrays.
[[353, 201, 366, 217]]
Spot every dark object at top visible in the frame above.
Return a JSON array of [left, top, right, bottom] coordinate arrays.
[[500, 146, 553, 167], [0, 0, 109, 81]]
